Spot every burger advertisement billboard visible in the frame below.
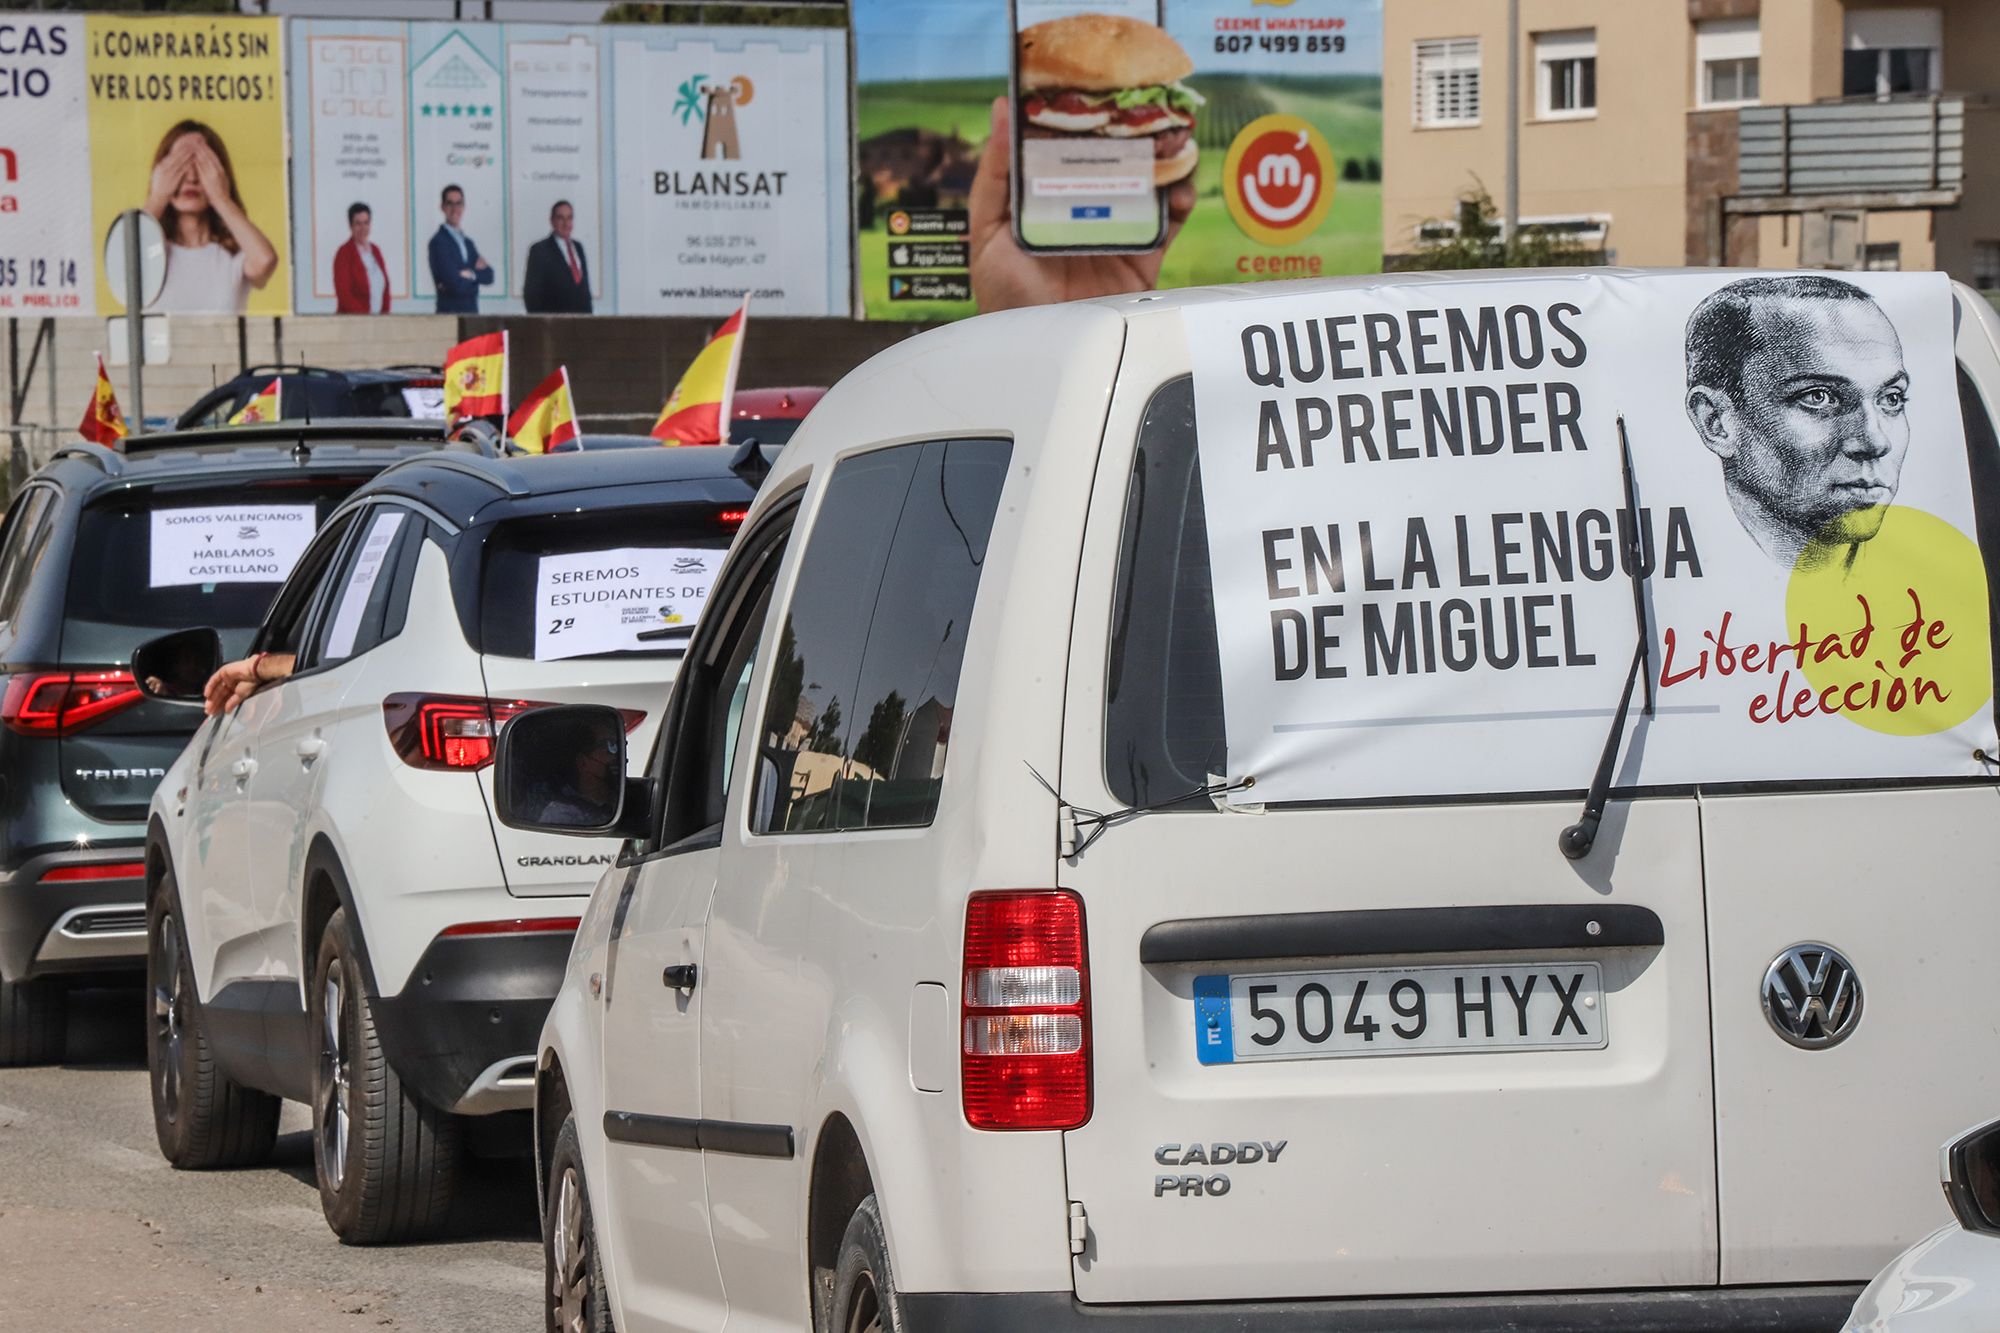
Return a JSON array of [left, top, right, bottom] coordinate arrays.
[[853, 0, 1382, 321]]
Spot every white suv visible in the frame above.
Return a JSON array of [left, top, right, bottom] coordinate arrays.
[[140, 446, 760, 1244], [515, 271, 2000, 1331]]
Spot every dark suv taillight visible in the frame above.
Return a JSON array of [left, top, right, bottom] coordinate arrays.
[[382, 694, 644, 771], [961, 890, 1091, 1130], [1, 671, 144, 736]]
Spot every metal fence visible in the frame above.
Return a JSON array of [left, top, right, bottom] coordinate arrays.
[[0, 424, 70, 505], [1738, 96, 1965, 203]]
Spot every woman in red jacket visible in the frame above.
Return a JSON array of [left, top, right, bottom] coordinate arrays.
[[331, 201, 391, 314]]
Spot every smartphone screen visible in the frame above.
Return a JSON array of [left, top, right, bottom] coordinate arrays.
[[1012, 0, 1194, 253]]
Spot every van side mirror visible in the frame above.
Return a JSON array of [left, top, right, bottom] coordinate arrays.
[[495, 705, 650, 839], [1944, 1116, 2000, 1236], [132, 627, 224, 705]]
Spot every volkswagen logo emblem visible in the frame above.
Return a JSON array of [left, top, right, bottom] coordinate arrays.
[[1761, 943, 1863, 1049]]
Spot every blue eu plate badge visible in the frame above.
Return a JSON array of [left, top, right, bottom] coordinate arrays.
[[1193, 974, 1235, 1065]]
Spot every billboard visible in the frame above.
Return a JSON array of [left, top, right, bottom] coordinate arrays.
[[0, 15, 91, 316], [87, 15, 290, 317], [853, 0, 1383, 321], [287, 20, 849, 317]]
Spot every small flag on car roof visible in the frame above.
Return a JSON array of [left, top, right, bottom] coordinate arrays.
[[651, 299, 747, 446], [77, 352, 128, 445], [507, 366, 580, 456], [444, 330, 509, 426], [228, 377, 281, 426]]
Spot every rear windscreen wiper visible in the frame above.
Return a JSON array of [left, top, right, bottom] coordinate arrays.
[[1559, 416, 1653, 861], [634, 624, 695, 643]]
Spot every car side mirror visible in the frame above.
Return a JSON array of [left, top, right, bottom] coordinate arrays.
[[132, 627, 224, 705], [1943, 1116, 2000, 1236], [495, 704, 649, 839]]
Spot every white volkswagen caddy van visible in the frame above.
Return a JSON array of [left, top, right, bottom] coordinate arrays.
[[505, 270, 2000, 1332]]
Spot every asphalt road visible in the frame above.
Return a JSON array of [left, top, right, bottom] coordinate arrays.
[[0, 986, 543, 1332]]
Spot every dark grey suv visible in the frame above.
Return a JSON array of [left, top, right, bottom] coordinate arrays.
[[0, 420, 462, 1063]]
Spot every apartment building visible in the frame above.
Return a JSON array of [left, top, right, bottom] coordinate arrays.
[[1383, 0, 2000, 286]]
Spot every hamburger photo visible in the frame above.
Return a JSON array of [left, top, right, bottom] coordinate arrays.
[[1018, 13, 1204, 188]]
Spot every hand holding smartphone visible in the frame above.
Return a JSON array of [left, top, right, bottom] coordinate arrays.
[[1010, 1, 1202, 254]]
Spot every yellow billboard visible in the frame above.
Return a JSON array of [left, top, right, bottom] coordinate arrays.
[[87, 15, 289, 315]]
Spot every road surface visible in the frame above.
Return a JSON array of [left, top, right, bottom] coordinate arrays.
[[0, 986, 543, 1331]]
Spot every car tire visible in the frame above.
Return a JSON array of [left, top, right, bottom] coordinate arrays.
[[0, 974, 64, 1066], [148, 870, 280, 1168], [545, 1114, 615, 1333], [311, 906, 460, 1244], [827, 1195, 905, 1333]]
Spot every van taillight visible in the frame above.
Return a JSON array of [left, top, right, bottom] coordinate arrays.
[[962, 890, 1090, 1131], [382, 694, 644, 771], [2, 671, 144, 736]]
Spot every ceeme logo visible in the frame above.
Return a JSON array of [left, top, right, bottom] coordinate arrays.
[[1222, 114, 1334, 247]]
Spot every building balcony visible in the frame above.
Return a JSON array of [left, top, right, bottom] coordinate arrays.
[[1729, 94, 1967, 215]]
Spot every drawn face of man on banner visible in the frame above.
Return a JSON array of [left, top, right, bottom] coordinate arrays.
[[1684, 275, 1912, 568]]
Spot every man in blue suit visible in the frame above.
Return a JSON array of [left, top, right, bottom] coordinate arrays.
[[428, 183, 494, 314]]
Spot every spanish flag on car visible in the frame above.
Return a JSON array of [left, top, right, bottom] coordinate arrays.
[[444, 331, 508, 426], [228, 377, 281, 426], [651, 300, 746, 445], [76, 352, 127, 445], [506, 367, 580, 455]]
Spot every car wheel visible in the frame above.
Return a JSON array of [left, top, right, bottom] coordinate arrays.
[[545, 1115, 615, 1333], [311, 906, 460, 1244], [0, 973, 64, 1066], [148, 869, 279, 1167], [827, 1195, 904, 1333]]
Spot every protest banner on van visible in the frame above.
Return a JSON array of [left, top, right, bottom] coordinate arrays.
[[87, 15, 289, 317], [0, 16, 91, 315], [1185, 271, 1995, 803], [852, 0, 1383, 321]]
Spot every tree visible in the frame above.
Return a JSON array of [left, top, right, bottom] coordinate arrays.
[[1404, 184, 1598, 271], [807, 696, 844, 755], [852, 691, 908, 776]]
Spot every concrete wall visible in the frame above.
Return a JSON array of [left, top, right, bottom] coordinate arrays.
[[463, 315, 934, 430], [4, 312, 934, 447], [4, 314, 453, 436]]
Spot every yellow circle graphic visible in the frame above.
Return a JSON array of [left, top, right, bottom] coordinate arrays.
[[1784, 505, 1992, 736], [1222, 114, 1336, 247]]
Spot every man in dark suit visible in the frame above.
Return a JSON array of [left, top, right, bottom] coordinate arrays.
[[428, 183, 493, 314], [522, 200, 593, 315]]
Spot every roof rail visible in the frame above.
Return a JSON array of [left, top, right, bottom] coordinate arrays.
[[120, 419, 451, 455], [50, 442, 124, 477], [240, 363, 340, 379], [392, 450, 533, 498]]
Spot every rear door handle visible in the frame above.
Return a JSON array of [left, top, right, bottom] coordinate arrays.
[[662, 964, 698, 991], [295, 736, 325, 763]]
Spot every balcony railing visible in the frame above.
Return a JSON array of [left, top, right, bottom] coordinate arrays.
[[1733, 95, 1964, 210]]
